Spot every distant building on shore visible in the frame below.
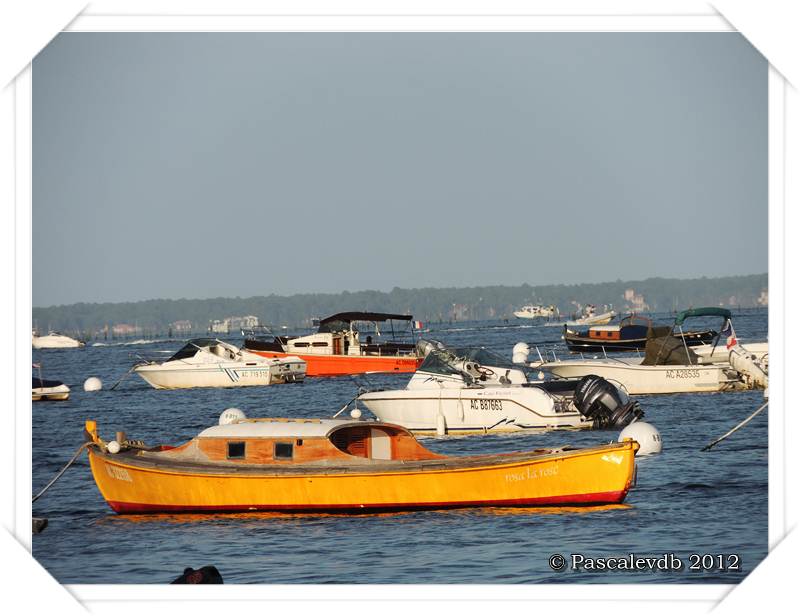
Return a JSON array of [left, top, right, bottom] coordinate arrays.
[[208, 315, 260, 334], [170, 320, 193, 333], [623, 288, 650, 312]]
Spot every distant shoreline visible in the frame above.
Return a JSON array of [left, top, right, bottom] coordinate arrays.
[[32, 273, 768, 338]]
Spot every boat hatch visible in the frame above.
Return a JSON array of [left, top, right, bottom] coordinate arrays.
[[330, 427, 370, 458]]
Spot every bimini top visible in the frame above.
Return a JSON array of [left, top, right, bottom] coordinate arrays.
[[674, 307, 732, 326], [318, 312, 413, 332], [198, 417, 407, 439], [320, 312, 413, 325]]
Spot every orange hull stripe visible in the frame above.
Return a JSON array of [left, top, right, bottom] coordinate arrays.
[[249, 351, 422, 376]]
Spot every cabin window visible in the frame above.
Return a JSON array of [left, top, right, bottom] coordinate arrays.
[[293, 342, 310, 348], [311, 342, 329, 347], [274, 442, 294, 459], [227, 442, 246, 459], [296, 439, 303, 446]]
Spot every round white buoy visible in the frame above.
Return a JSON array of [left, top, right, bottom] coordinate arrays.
[[350, 409, 362, 419], [219, 408, 246, 426], [106, 440, 121, 454], [83, 377, 103, 392], [436, 413, 447, 436], [512, 342, 530, 364], [618, 421, 662, 455]]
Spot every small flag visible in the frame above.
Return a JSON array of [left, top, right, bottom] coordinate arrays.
[[721, 319, 738, 350], [32, 363, 41, 369], [414, 320, 424, 330]]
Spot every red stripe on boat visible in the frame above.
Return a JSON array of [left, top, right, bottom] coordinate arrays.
[[107, 490, 629, 514]]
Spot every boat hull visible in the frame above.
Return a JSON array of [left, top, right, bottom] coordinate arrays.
[[87, 441, 637, 513], [538, 360, 738, 395], [32, 386, 70, 401], [247, 350, 422, 377], [564, 330, 717, 353], [359, 388, 588, 434], [32, 335, 83, 349], [134, 363, 305, 389]]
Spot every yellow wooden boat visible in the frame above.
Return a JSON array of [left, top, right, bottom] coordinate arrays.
[[84, 415, 639, 514]]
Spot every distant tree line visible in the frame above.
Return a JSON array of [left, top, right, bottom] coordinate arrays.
[[32, 273, 767, 338]]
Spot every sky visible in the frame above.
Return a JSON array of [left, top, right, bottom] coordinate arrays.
[[32, 33, 767, 307]]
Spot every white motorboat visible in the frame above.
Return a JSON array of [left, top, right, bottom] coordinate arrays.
[[32, 331, 84, 349], [543, 304, 616, 327], [526, 308, 767, 395], [133, 338, 306, 390], [32, 364, 70, 401], [513, 305, 557, 319], [357, 342, 643, 435]]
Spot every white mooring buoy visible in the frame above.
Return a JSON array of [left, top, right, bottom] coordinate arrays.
[[219, 408, 246, 426], [618, 421, 662, 455], [84, 377, 103, 392]]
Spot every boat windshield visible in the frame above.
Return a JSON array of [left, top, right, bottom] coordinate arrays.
[[420, 347, 518, 375], [167, 338, 217, 362]]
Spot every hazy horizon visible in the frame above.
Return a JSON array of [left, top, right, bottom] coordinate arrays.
[[33, 33, 767, 306]]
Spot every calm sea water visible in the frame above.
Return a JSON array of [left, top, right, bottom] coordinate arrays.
[[31, 310, 768, 584]]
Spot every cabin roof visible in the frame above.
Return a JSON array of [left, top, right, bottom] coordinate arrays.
[[197, 418, 393, 439]]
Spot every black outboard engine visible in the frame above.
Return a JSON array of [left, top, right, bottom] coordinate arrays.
[[574, 374, 643, 429]]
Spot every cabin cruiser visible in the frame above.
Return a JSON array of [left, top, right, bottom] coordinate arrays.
[[525, 308, 768, 395], [83, 410, 639, 513], [32, 331, 84, 349], [32, 364, 70, 401], [243, 312, 423, 377], [513, 305, 556, 319], [357, 341, 643, 434], [563, 313, 717, 353], [133, 338, 306, 389]]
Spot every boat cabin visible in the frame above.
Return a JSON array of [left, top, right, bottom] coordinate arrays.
[[119, 418, 445, 465], [166, 338, 240, 363], [587, 315, 653, 341], [247, 312, 419, 358]]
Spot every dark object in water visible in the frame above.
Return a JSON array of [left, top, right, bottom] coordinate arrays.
[[32, 518, 48, 534], [170, 566, 224, 584]]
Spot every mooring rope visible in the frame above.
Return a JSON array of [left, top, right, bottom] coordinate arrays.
[[701, 400, 769, 451], [32, 442, 91, 503]]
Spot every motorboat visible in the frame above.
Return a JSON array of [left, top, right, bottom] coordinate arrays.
[[32, 331, 84, 349], [357, 342, 643, 434], [526, 308, 768, 395], [513, 304, 557, 319], [563, 314, 717, 353], [32, 364, 70, 401], [543, 304, 616, 327], [83, 411, 639, 513], [243, 312, 423, 377], [133, 338, 306, 389]]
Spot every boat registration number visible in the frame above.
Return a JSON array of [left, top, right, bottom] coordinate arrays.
[[665, 369, 701, 379], [105, 464, 132, 482], [470, 399, 503, 411]]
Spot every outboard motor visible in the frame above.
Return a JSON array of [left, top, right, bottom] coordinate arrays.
[[574, 374, 643, 429]]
